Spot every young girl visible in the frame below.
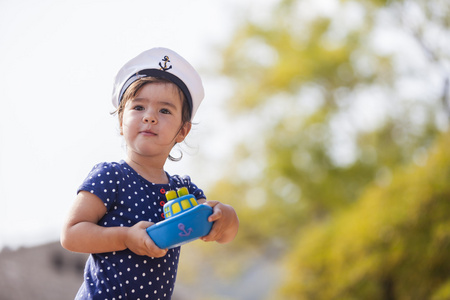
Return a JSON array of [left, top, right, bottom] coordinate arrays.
[[61, 47, 239, 299]]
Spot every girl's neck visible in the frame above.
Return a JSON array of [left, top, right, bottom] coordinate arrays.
[[125, 156, 168, 184]]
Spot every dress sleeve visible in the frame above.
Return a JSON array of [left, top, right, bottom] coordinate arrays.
[[77, 162, 123, 211]]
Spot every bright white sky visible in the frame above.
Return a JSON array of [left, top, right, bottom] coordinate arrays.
[[0, 0, 260, 249]]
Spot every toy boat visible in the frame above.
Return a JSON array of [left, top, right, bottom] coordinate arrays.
[[146, 187, 213, 249]]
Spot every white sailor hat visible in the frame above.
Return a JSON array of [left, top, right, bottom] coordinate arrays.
[[112, 47, 204, 120]]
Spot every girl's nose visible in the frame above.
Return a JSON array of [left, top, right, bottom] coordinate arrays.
[[143, 114, 157, 124]]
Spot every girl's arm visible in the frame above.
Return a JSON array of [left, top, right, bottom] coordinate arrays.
[[197, 199, 239, 244], [60, 191, 167, 257]]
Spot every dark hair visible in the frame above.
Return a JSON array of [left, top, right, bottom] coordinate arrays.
[[113, 77, 192, 161]]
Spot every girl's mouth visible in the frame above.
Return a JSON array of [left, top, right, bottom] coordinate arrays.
[[140, 130, 157, 136]]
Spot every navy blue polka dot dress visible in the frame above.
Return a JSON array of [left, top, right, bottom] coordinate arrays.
[[74, 160, 205, 300]]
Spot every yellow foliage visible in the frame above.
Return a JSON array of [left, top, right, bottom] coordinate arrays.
[[282, 132, 450, 299]]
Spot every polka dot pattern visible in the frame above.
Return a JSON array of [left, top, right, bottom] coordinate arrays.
[[75, 161, 205, 299]]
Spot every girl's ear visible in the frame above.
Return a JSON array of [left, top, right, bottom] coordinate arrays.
[[175, 122, 192, 143]]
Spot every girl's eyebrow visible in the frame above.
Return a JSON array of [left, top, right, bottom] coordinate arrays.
[[130, 97, 145, 104], [159, 101, 178, 110], [132, 97, 179, 110]]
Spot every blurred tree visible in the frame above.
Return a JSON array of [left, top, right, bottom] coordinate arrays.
[[281, 131, 450, 300], [204, 0, 450, 298], [211, 0, 449, 247]]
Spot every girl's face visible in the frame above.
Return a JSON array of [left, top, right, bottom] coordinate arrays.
[[120, 82, 191, 161]]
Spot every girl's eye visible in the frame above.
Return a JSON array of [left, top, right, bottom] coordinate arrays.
[[160, 108, 171, 114], [133, 105, 145, 111]]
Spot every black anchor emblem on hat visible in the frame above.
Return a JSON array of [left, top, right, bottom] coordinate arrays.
[[159, 56, 172, 71]]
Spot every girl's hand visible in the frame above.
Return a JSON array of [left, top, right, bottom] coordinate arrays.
[[200, 200, 239, 244], [125, 221, 168, 258]]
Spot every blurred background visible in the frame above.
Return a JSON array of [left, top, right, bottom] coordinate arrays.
[[1, 0, 449, 299]]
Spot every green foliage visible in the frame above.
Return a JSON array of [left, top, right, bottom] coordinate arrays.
[[221, 5, 382, 112], [213, 0, 446, 248], [204, 0, 450, 298], [281, 132, 450, 300]]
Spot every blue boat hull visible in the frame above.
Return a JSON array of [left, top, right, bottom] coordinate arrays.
[[146, 204, 213, 249]]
